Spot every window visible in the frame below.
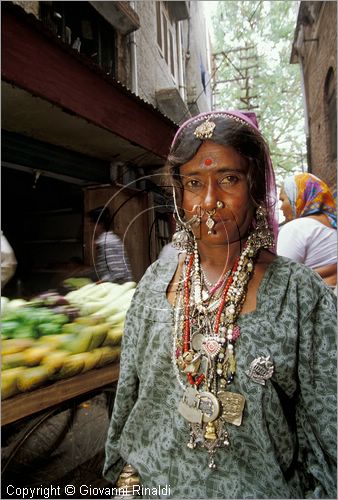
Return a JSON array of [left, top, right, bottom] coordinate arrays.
[[156, 2, 162, 48], [156, 2, 179, 82], [39, 1, 116, 76], [325, 68, 337, 160]]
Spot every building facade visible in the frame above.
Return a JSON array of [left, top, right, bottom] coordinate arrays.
[[291, 1, 337, 193], [2, 1, 212, 295]]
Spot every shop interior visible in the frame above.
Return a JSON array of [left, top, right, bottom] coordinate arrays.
[[2, 165, 85, 298]]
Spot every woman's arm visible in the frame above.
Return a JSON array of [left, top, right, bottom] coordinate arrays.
[[103, 295, 140, 484], [313, 263, 337, 286], [296, 278, 337, 497]]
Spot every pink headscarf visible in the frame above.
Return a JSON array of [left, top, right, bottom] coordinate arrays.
[[170, 110, 279, 247]]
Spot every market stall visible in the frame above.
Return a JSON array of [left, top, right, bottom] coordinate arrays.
[[1, 364, 119, 426], [1, 280, 135, 399], [1, 281, 135, 497]]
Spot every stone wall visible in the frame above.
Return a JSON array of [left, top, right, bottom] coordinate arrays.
[[184, 0, 211, 115], [134, 1, 212, 122], [12, 1, 39, 17], [301, 1, 337, 193]]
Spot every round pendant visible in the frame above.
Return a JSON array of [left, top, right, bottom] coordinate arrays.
[[199, 391, 220, 422], [191, 332, 204, 351]]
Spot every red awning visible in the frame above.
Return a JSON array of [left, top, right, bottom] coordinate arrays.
[[1, 5, 177, 160]]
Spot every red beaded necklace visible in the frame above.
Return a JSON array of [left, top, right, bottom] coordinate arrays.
[[182, 253, 240, 387], [173, 206, 275, 469]]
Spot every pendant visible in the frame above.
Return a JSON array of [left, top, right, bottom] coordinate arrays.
[[178, 387, 220, 424], [178, 387, 203, 423], [189, 418, 230, 469], [206, 215, 216, 231], [191, 332, 204, 351], [199, 391, 220, 422], [218, 391, 245, 426], [204, 421, 217, 440], [245, 355, 274, 385], [202, 335, 224, 359]]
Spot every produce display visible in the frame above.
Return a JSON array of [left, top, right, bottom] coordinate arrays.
[[1, 281, 136, 400]]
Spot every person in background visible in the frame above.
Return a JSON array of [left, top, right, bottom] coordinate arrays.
[[278, 173, 337, 287], [1, 231, 17, 289], [88, 207, 133, 284], [158, 242, 181, 261]]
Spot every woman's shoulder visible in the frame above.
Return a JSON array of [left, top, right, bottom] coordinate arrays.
[[134, 258, 178, 294], [264, 255, 334, 301], [268, 255, 321, 279], [124, 259, 177, 324], [252, 256, 336, 325]]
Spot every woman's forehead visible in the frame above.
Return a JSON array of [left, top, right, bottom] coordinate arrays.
[[180, 142, 247, 173]]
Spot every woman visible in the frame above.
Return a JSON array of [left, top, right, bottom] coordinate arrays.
[[104, 111, 336, 499], [278, 173, 337, 286]]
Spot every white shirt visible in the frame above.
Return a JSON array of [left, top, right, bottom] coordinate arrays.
[[277, 217, 337, 268]]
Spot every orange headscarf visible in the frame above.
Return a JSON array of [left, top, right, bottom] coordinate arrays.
[[283, 173, 336, 229]]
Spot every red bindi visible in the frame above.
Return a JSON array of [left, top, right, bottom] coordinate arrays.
[[204, 158, 213, 166]]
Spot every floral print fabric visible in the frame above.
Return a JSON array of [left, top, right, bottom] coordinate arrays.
[[283, 173, 337, 228], [104, 256, 337, 499]]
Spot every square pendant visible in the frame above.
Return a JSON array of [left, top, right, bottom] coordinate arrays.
[[206, 218, 215, 229]]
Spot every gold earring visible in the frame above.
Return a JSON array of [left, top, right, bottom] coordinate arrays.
[[216, 201, 224, 209], [250, 206, 274, 250]]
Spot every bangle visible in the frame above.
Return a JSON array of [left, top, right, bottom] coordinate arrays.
[[116, 463, 141, 494]]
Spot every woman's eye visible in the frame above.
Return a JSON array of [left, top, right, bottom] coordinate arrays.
[[185, 179, 202, 189], [220, 176, 239, 186]]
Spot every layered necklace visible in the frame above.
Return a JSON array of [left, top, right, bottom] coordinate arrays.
[[172, 229, 265, 469]]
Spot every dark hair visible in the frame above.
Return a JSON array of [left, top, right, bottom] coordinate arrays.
[[163, 116, 271, 211], [88, 206, 111, 231]]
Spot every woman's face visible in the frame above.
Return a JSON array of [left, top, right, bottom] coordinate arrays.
[[279, 188, 293, 222], [179, 141, 254, 245]]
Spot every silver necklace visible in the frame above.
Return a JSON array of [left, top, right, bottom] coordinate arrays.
[[201, 266, 231, 289]]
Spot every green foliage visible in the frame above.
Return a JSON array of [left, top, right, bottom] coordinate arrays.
[[211, 1, 306, 185]]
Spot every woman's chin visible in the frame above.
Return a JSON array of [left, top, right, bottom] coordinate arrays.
[[200, 231, 242, 246]]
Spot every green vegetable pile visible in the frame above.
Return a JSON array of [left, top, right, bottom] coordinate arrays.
[[1, 307, 69, 340]]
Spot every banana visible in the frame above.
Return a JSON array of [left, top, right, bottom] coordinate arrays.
[[2, 338, 34, 355], [22, 345, 54, 366], [41, 350, 69, 375], [103, 327, 124, 346], [82, 350, 103, 372], [95, 346, 121, 367], [62, 330, 93, 354], [1, 367, 25, 399], [17, 366, 50, 392], [54, 353, 87, 379]]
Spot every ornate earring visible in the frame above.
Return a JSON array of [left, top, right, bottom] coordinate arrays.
[[171, 220, 195, 253], [171, 188, 200, 253], [250, 206, 274, 250]]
